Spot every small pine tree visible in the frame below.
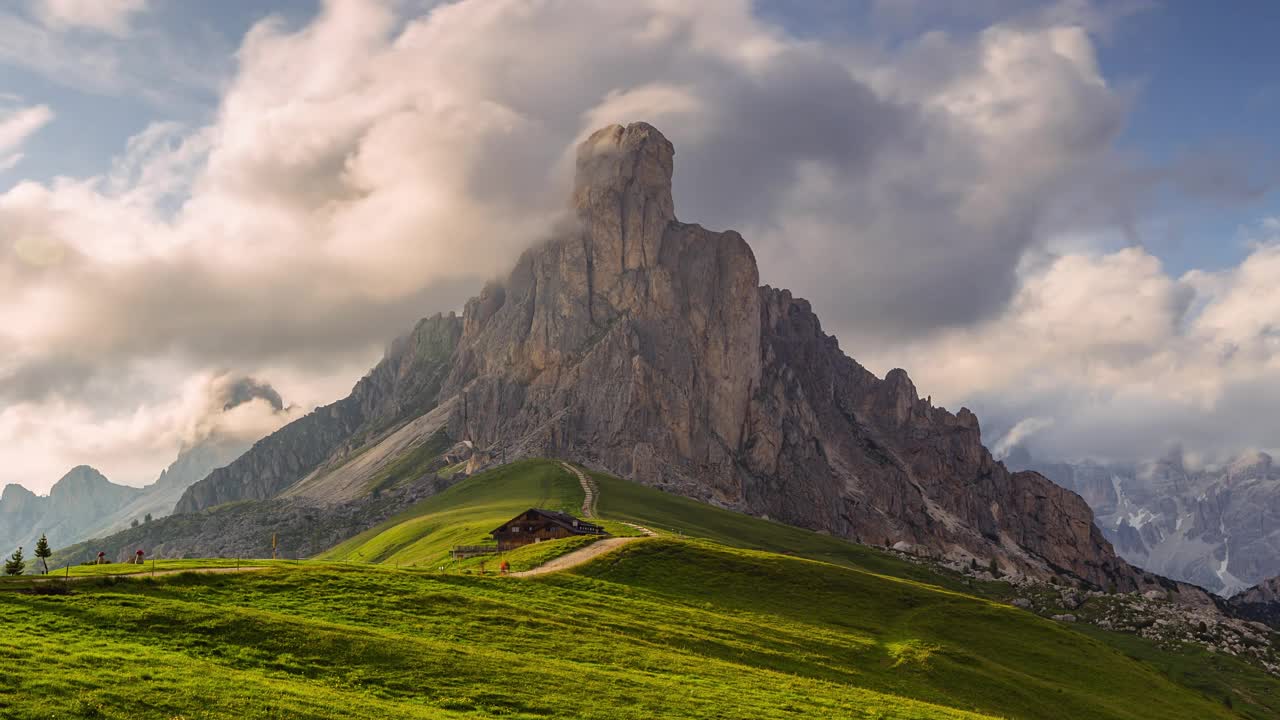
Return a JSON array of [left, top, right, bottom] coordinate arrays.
[[144, 513, 152, 524], [969, 558, 978, 571], [4, 546, 25, 576], [987, 558, 999, 577], [33, 534, 52, 575], [1197, 621, 1208, 634], [131, 518, 140, 528]]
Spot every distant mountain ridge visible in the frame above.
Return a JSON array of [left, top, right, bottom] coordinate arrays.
[[0, 466, 140, 555], [1006, 446, 1280, 596], [0, 381, 289, 556], [161, 122, 1139, 591]]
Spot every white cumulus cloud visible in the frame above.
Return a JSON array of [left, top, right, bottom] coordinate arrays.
[[0, 0, 1273, 490]]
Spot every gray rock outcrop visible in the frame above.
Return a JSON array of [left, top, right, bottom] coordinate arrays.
[[175, 313, 462, 513], [0, 466, 140, 556], [430, 123, 1134, 589], [1010, 447, 1280, 595], [141, 122, 1137, 589]]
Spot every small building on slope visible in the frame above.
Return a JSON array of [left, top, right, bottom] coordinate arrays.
[[491, 508, 606, 551]]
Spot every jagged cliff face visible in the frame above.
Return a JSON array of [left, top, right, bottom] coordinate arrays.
[[426, 123, 1133, 588], [1011, 448, 1280, 595], [439, 124, 760, 499], [164, 122, 1133, 589], [0, 466, 141, 555], [0, 384, 295, 557], [0, 438, 267, 557], [1235, 576, 1280, 605], [175, 313, 463, 513], [1229, 575, 1280, 628]]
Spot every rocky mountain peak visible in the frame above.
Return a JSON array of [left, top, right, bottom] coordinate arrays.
[[1235, 575, 1280, 604], [570, 123, 679, 296], [0, 483, 36, 504], [573, 122, 675, 221], [162, 121, 1137, 591], [1227, 450, 1273, 478], [48, 466, 112, 497]]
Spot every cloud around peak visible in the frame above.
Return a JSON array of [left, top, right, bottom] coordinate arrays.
[[0, 0, 1276, 488]]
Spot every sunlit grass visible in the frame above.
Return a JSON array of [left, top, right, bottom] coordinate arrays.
[[4, 459, 1275, 718]]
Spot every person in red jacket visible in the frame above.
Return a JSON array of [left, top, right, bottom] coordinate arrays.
[[135, 549, 144, 565]]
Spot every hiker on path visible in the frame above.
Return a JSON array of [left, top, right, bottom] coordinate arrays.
[[500, 560, 510, 575]]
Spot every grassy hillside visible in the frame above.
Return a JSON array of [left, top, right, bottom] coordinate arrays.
[[310, 459, 1279, 717], [319, 460, 635, 568], [325, 460, 956, 585], [5, 459, 1277, 719], [589, 468, 977, 588], [2, 558, 994, 720], [2, 540, 1264, 720]]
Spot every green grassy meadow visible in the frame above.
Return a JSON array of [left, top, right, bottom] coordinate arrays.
[[1, 459, 1276, 718], [320, 460, 637, 570]]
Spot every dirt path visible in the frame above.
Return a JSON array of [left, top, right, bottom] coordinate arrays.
[[560, 461, 598, 518], [508, 464, 660, 577], [510, 537, 639, 577]]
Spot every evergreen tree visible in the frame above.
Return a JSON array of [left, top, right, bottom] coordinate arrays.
[[144, 513, 152, 524], [4, 546, 25, 576], [131, 518, 140, 528], [33, 534, 52, 575]]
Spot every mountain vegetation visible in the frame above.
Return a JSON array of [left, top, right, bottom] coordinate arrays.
[[7, 123, 1279, 718], [4, 460, 1277, 719]]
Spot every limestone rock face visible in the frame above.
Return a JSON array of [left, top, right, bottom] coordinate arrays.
[[1011, 448, 1280, 595], [1229, 575, 1280, 628], [1236, 576, 1280, 605], [425, 122, 1135, 589], [155, 122, 1134, 589], [174, 313, 463, 514], [438, 123, 760, 504]]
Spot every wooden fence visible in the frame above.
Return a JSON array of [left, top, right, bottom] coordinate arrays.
[[450, 545, 498, 560]]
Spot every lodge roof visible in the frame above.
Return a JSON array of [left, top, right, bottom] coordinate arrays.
[[490, 508, 605, 536]]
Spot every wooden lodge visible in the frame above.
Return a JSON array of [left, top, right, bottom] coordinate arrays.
[[490, 508, 606, 551]]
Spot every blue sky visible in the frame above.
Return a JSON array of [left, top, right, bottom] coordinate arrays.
[[3, 0, 1280, 490], [1099, 2, 1280, 273], [0, 1, 315, 180]]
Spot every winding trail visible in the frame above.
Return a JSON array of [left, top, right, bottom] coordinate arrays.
[[560, 461, 598, 518], [510, 537, 637, 577], [506, 463, 659, 577]]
